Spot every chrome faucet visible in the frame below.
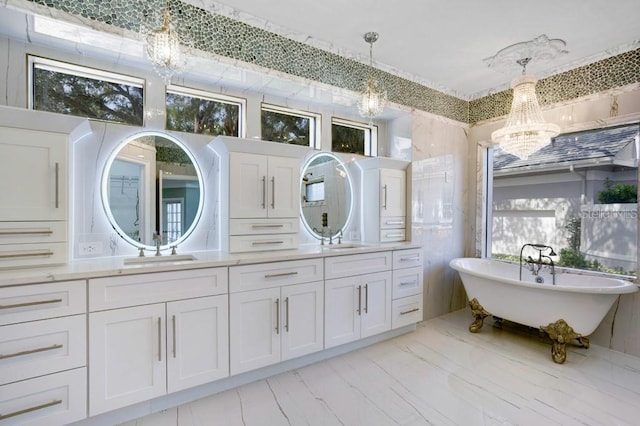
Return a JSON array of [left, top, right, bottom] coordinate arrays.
[[335, 229, 343, 244], [519, 243, 556, 284], [153, 232, 162, 256]]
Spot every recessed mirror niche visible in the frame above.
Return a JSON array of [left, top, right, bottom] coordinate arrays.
[[102, 131, 203, 249], [300, 152, 353, 239]]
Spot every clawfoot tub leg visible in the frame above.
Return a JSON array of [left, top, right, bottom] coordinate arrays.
[[468, 298, 491, 333], [540, 319, 588, 364]]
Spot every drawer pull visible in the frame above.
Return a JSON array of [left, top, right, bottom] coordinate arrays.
[[385, 234, 404, 238], [252, 241, 284, 246], [400, 308, 420, 315], [251, 224, 284, 229], [0, 229, 54, 236], [400, 281, 417, 286], [400, 255, 420, 262], [275, 298, 280, 335], [264, 271, 298, 279], [261, 176, 266, 209], [356, 285, 362, 315], [271, 176, 276, 209], [0, 298, 63, 310], [55, 162, 60, 209], [0, 250, 54, 259], [158, 317, 162, 362], [382, 184, 388, 210], [284, 297, 289, 332], [384, 221, 404, 225], [0, 343, 63, 360], [0, 399, 63, 420]]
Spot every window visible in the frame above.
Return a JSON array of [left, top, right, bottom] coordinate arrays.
[[487, 123, 639, 278], [29, 56, 144, 125], [331, 118, 377, 156], [163, 199, 184, 244], [166, 85, 244, 137], [261, 104, 320, 148]]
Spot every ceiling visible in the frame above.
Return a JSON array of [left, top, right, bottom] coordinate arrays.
[[197, 0, 640, 99]]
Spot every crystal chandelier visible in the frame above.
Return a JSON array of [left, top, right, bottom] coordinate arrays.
[[491, 58, 560, 159], [143, 0, 187, 84], [357, 32, 387, 124]]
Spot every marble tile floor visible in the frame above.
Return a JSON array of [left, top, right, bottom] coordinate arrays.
[[120, 309, 640, 425]]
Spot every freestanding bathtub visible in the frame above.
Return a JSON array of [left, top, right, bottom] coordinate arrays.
[[449, 257, 638, 363]]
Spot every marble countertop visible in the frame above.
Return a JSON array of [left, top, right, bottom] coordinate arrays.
[[0, 242, 421, 287]]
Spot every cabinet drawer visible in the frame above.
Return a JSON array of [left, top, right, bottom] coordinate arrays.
[[379, 229, 405, 242], [392, 294, 423, 329], [89, 267, 228, 311], [0, 367, 86, 426], [393, 248, 423, 269], [0, 281, 85, 326], [229, 233, 299, 253], [229, 258, 323, 293], [392, 266, 424, 299], [380, 216, 406, 229], [0, 315, 85, 385], [0, 242, 67, 270], [229, 218, 299, 235], [324, 251, 392, 280], [0, 222, 66, 245]]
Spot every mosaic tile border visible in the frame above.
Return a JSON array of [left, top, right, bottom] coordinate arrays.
[[17, 1, 640, 124]]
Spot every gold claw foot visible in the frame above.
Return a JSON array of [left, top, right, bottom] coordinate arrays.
[[468, 298, 491, 333], [540, 319, 587, 364]]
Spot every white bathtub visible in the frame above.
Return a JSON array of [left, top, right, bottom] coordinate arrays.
[[449, 257, 638, 336]]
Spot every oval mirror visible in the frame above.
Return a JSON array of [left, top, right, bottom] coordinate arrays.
[[102, 131, 203, 249], [300, 152, 353, 239]]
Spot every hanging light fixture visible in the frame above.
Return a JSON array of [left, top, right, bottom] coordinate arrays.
[[357, 32, 387, 124], [491, 57, 560, 159], [142, 0, 187, 83]]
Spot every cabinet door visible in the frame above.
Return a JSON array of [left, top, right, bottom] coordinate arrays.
[[89, 304, 166, 416], [324, 277, 360, 349], [229, 152, 268, 218], [361, 271, 392, 338], [229, 288, 280, 374], [281, 281, 323, 361], [380, 169, 405, 218], [167, 295, 229, 393], [267, 156, 299, 218], [0, 127, 67, 221]]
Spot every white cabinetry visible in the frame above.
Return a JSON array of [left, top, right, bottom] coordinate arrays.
[[359, 158, 409, 243], [88, 268, 228, 415], [391, 248, 424, 328], [229, 259, 324, 374], [210, 137, 312, 252], [324, 251, 393, 348], [0, 280, 87, 425]]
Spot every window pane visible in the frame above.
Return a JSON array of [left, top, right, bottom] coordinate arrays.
[[261, 109, 310, 146], [490, 124, 638, 277], [166, 92, 240, 136], [32, 66, 143, 125], [332, 123, 365, 155]]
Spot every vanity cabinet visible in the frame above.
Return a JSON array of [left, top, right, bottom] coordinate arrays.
[[0, 280, 87, 425], [391, 248, 424, 328], [88, 268, 228, 415], [229, 259, 324, 374], [210, 137, 312, 253], [324, 251, 393, 348], [0, 126, 69, 268], [359, 158, 409, 243]]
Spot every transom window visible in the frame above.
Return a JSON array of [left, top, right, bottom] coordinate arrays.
[[331, 118, 377, 156], [29, 56, 144, 126], [166, 85, 245, 137], [261, 104, 320, 148]]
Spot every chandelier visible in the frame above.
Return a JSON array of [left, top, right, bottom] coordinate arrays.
[[491, 57, 560, 159], [357, 32, 387, 124], [142, 0, 187, 83]]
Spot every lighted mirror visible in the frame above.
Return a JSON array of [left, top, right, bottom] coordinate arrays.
[[102, 131, 203, 249], [300, 152, 353, 239]]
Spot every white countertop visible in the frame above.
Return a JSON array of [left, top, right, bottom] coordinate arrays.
[[0, 242, 421, 287]]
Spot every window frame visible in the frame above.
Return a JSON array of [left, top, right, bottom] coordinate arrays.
[[165, 84, 246, 138], [260, 103, 321, 149], [331, 117, 378, 157], [28, 55, 145, 124]]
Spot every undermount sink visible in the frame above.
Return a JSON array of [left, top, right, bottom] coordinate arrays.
[[123, 254, 197, 265]]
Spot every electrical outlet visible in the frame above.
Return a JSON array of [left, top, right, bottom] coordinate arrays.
[[79, 241, 103, 256]]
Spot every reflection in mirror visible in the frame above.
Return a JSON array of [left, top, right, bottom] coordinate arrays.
[[102, 131, 203, 249], [300, 152, 353, 239]]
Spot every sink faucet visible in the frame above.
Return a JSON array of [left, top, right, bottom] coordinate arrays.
[[153, 232, 162, 256], [520, 243, 557, 285], [335, 229, 343, 244]]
